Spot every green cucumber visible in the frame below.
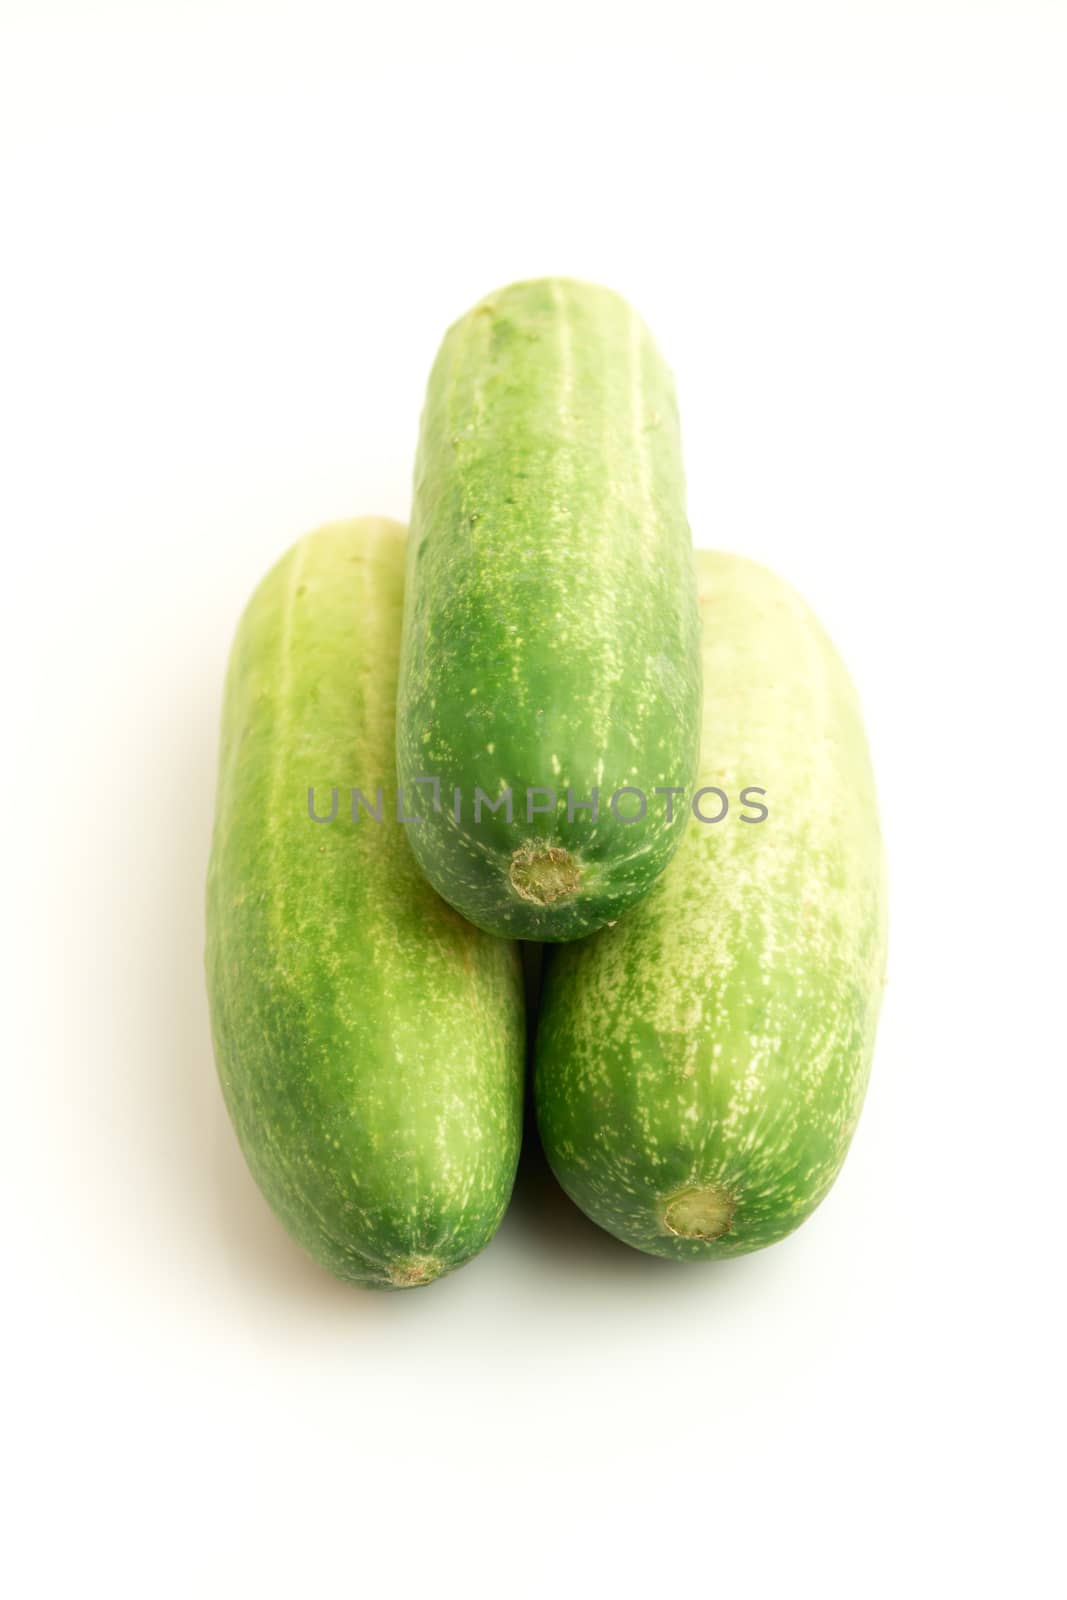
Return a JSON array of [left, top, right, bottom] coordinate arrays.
[[205, 518, 524, 1289], [396, 278, 701, 942], [534, 550, 887, 1259]]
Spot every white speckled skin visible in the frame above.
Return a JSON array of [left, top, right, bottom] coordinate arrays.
[[534, 551, 888, 1260], [396, 278, 702, 941], [205, 520, 525, 1289]]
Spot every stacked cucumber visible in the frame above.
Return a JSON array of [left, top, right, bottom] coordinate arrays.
[[206, 279, 887, 1289]]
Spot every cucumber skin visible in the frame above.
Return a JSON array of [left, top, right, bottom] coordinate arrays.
[[205, 519, 524, 1290], [534, 551, 888, 1261], [396, 278, 701, 943]]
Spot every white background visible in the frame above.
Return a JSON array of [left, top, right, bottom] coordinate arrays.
[[3, 4, 1064, 1596]]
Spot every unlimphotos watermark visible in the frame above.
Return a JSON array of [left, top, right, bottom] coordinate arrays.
[[305, 780, 769, 826]]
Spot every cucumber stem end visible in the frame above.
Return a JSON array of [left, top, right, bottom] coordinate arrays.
[[386, 1254, 444, 1289], [509, 843, 582, 906], [662, 1186, 735, 1242]]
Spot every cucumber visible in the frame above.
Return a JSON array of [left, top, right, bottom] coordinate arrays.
[[396, 278, 701, 942], [534, 551, 887, 1259], [205, 518, 525, 1289]]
